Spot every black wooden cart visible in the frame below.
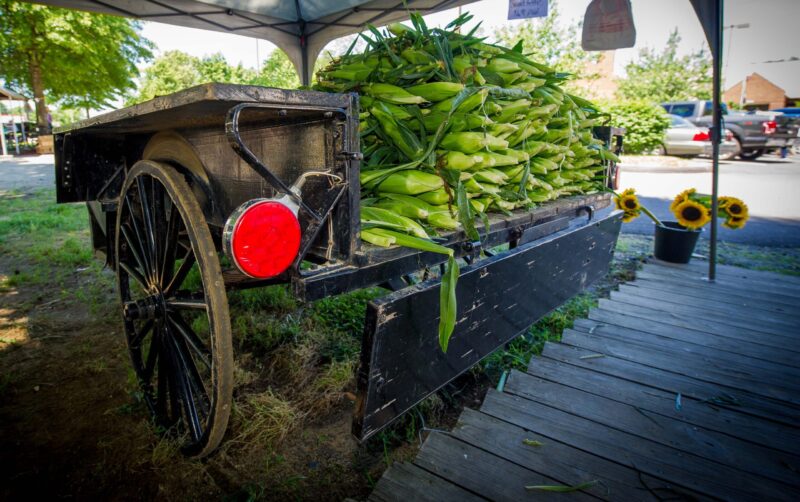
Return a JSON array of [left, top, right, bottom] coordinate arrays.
[[54, 83, 622, 456]]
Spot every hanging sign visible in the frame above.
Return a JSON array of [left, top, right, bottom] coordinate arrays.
[[508, 0, 548, 20], [581, 0, 636, 51]]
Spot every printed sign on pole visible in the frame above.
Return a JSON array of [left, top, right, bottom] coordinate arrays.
[[508, 0, 548, 20]]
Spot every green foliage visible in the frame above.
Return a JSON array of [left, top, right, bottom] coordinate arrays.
[[0, 3, 152, 128], [617, 29, 712, 103], [311, 288, 385, 337], [133, 50, 201, 103], [605, 100, 671, 154], [493, 1, 599, 85], [131, 48, 299, 104], [255, 49, 300, 89]]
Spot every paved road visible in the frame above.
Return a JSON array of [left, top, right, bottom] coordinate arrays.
[[0, 154, 55, 191], [2, 153, 799, 246], [618, 154, 800, 247]]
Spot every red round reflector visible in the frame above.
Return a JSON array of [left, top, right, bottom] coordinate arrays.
[[228, 200, 301, 278]]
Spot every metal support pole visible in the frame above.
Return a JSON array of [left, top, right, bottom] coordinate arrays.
[[709, 0, 724, 282], [11, 115, 19, 155], [1, 122, 7, 157]]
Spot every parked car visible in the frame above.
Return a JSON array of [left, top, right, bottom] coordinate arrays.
[[772, 107, 800, 118], [658, 114, 738, 159], [662, 101, 799, 160]]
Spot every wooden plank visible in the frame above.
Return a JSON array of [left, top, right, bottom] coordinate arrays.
[[608, 292, 800, 333], [560, 329, 800, 405], [541, 342, 800, 427], [526, 356, 800, 456], [618, 283, 800, 320], [481, 390, 800, 501], [635, 270, 800, 304], [597, 300, 800, 350], [641, 263, 800, 296], [503, 370, 800, 487], [572, 318, 800, 379], [412, 433, 595, 502], [451, 408, 707, 501], [631, 277, 800, 312], [654, 260, 800, 286], [586, 309, 800, 363], [369, 462, 485, 502], [353, 213, 621, 440]]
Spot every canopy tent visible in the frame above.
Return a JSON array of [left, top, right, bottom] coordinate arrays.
[[25, 0, 725, 280], [29, 0, 478, 85]]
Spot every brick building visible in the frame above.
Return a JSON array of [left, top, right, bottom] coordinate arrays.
[[723, 72, 799, 110], [573, 51, 618, 100]]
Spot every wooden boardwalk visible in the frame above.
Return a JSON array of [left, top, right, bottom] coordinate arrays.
[[369, 260, 800, 501]]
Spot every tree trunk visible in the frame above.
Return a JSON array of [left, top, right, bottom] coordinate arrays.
[[28, 50, 51, 135]]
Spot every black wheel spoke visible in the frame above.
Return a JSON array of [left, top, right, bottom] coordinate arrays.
[[168, 313, 211, 369], [164, 249, 195, 296], [170, 325, 211, 413], [136, 176, 158, 282], [121, 224, 150, 281], [124, 194, 153, 277], [120, 261, 148, 290], [130, 319, 154, 349], [143, 327, 161, 384], [160, 201, 180, 286], [166, 335, 204, 441], [167, 298, 208, 311]]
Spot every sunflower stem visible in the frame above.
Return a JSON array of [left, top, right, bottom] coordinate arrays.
[[640, 206, 663, 226]]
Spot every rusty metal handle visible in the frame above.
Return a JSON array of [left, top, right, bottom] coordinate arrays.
[[577, 205, 595, 222]]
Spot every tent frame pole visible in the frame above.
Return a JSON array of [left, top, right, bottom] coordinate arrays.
[[708, 0, 723, 282]]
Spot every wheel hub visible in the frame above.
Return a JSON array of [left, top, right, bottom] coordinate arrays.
[[123, 292, 168, 320]]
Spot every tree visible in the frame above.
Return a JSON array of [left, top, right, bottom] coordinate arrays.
[[130, 48, 299, 104], [133, 50, 203, 103], [0, 3, 152, 133], [254, 49, 300, 89], [617, 29, 711, 103], [493, 1, 600, 83], [197, 53, 259, 85]]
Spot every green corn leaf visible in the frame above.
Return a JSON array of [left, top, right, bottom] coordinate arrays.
[[456, 180, 480, 242], [439, 254, 459, 353]]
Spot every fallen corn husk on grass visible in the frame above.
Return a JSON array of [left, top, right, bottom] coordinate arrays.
[[315, 12, 615, 352]]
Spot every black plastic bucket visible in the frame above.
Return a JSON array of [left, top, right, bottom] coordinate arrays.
[[654, 221, 701, 264]]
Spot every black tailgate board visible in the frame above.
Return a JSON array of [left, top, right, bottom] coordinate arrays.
[[353, 211, 622, 440]]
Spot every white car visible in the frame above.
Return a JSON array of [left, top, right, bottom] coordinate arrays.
[[658, 114, 739, 159]]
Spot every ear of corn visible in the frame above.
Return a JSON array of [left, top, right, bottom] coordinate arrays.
[[378, 170, 444, 195]]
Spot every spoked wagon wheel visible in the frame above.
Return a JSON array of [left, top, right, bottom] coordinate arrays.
[[115, 160, 233, 457]]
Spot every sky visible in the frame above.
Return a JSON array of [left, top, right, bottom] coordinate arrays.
[[138, 0, 800, 95]]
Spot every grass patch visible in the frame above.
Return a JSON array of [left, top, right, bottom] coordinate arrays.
[[233, 390, 302, 449]]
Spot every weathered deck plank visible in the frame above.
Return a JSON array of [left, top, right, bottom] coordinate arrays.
[[525, 356, 800, 455], [370, 261, 800, 502]]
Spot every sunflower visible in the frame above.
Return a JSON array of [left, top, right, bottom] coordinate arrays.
[[723, 216, 747, 229], [722, 197, 748, 219], [614, 189, 642, 222], [673, 199, 711, 230], [670, 188, 697, 211], [622, 211, 641, 223]]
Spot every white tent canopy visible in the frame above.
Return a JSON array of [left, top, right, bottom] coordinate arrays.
[[30, 0, 479, 85]]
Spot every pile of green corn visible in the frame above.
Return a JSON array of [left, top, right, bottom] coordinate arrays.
[[313, 13, 619, 351]]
